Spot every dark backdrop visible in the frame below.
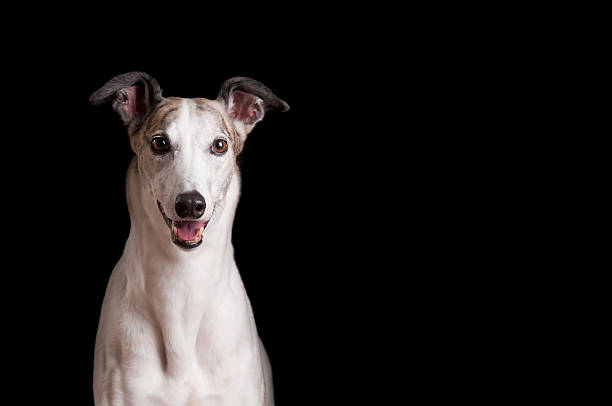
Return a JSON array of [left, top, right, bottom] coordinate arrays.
[[1, 12, 550, 405]]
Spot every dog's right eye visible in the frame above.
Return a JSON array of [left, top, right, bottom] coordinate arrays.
[[151, 136, 170, 154]]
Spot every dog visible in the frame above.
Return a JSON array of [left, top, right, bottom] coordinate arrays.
[[89, 72, 289, 405]]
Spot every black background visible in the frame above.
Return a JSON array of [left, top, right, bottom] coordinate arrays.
[[0, 10, 565, 405], [4, 31, 413, 404]]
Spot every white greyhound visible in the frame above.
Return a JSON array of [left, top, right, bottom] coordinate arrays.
[[89, 72, 289, 406]]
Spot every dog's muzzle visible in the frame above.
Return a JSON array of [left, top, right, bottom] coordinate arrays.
[[157, 201, 208, 250]]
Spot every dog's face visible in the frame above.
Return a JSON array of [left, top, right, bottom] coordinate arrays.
[[136, 97, 238, 249], [90, 73, 288, 250]]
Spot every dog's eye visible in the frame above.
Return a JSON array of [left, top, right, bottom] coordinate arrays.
[[212, 139, 228, 155], [151, 135, 170, 154]]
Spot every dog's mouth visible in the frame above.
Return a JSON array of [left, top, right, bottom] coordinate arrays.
[[157, 201, 207, 250]]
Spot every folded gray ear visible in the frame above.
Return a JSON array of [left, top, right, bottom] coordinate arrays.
[[217, 77, 289, 140], [89, 71, 163, 132]]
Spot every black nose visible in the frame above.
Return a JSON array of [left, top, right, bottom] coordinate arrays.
[[175, 191, 206, 219]]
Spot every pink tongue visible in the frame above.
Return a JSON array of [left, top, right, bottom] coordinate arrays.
[[175, 221, 206, 241]]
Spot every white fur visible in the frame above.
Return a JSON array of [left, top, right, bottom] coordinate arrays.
[[93, 100, 273, 405]]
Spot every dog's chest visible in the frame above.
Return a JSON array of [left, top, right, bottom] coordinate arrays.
[[132, 358, 261, 406], [108, 317, 262, 405], [110, 273, 264, 405]]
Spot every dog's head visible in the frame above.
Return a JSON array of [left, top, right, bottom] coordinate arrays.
[[89, 72, 289, 250]]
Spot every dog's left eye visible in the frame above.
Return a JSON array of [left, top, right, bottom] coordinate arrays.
[[212, 139, 228, 155]]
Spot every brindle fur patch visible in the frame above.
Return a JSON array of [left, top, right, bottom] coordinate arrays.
[[130, 97, 182, 152], [131, 97, 242, 155], [192, 98, 242, 155]]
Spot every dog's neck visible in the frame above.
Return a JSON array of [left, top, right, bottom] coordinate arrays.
[[122, 158, 256, 378]]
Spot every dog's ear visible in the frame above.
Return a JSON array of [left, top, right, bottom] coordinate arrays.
[[89, 72, 163, 132], [217, 77, 289, 142]]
